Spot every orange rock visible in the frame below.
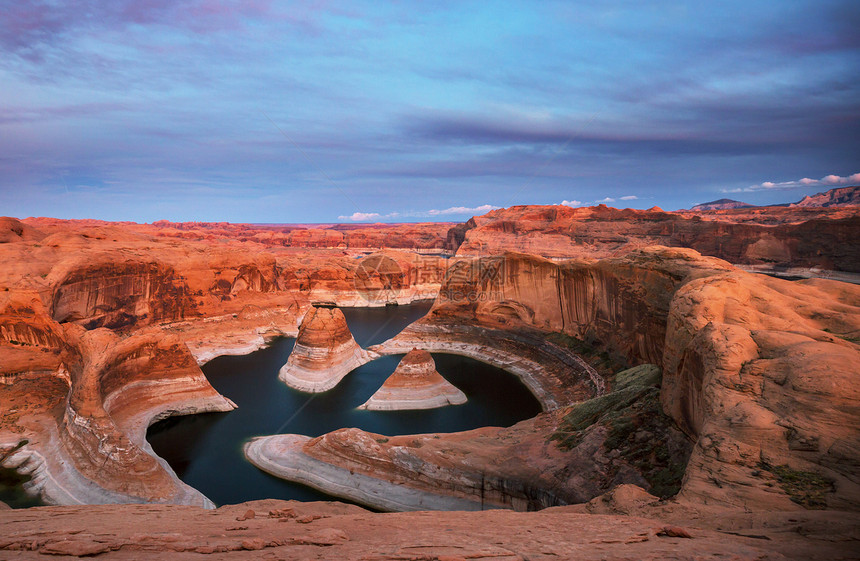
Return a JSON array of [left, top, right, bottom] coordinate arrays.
[[278, 306, 374, 392], [358, 349, 466, 410]]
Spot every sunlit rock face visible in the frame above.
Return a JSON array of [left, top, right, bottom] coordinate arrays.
[[661, 270, 860, 510], [50, 261, 195, 330], [358, 349, 466, 410], [449, 204, 860, 273], [0, 294, 235, 506], [278, 306, 374, 393], [351, 248, 860, 512]]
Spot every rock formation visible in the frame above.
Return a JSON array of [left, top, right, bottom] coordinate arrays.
[[254, 248, 860, 515], [357, 349, 466, 410], [0, 293, 235, 506], [2, 208, 860, 556], [690, 198, 754, 211], [0, 218, 450, 506], [448, 204, 860, 273], [4, 496, 840, 560], [278, 307, 374, 393], [791, 185, 860, 207], [247, 364, 691, 512]]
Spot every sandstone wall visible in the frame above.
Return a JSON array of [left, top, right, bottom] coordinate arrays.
[[431, 248, 730, 367], [409, 248, 860, 509], [450, 205, 860, 272]]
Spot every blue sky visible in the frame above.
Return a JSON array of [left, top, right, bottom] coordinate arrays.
[[1, 0, 858, 222]]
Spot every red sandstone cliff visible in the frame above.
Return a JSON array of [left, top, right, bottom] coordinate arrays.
[[448, 204, 860, 272], [259, 249, 860, 514]]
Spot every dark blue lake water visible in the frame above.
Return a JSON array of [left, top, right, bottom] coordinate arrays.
[[146, 302, 542, 506]]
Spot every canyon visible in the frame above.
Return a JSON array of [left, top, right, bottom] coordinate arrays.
[[1, 195, 859, 559]]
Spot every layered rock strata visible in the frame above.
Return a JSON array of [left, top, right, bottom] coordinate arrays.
[[357, 349, 466, 410], [371, 321, 602, 410], [247, 365, 692, 512], [278, 307, 375, 393], [0, 295, 235, 506], [450, 204, 860, 273], [0, 219, 450, 506], [254, 248, 860, 514]]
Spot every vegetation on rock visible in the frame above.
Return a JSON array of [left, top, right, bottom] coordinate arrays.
[[551, 364, 691, 498]]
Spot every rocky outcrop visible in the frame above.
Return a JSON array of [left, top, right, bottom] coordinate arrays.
[[50, 260, 196, 329], [358, 349, 466, 410], [0, 295, 235, 506], [691, 199, 754, 211], [371, 321, 602, 410], [0, 218, 454, 506], [0, 217, 45, 244], [420, 248, 732, 367], [248, 364, 691, 512], [259, 248, 860, 514], [279, 307, 374, 393], [791, 185, 860, 207], [661, 271, 860, 510], [1, 498, 828, 561], [450, 204, 860, 272]]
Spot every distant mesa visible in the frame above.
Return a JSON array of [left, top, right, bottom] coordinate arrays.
[[790, 185, 860, 208], [690, 198, 754, 211], [0, 216, 46, 243], [279, 306, 374, 393], [358, 349, 466, 411]]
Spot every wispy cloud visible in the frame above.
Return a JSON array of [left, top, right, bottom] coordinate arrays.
[[559, 195, 638, 207], [427, 204, 498, 216], [560, 199, 582, 207], [339, 204, 499, 221], [339, 212, 383, 221], [724, 172, 860, 193]]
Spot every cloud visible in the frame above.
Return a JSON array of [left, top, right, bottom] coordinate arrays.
[[724, 172, 860, 193], [596, 197, 615, 203], [620, 195, 638, 200], [405, 112, 779, 157], [339, 204, 499, 221], [426, 204, 499, 216], [338, 212, 382, 221], [560, 200, 582, 207]]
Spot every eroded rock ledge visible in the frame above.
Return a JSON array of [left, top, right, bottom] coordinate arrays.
[[358, 349, 466, 411], [247, 364, 692, 512], [0, 294, 234, 507], [4, 495, 842, 560], [371, 323, 602, 410]]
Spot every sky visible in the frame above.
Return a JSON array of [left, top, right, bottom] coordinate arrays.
[[1, 1, 858, 223]]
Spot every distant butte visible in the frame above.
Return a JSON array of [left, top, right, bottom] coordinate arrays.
[[690, 198, 754, 211], [358, 349, 466, 410]]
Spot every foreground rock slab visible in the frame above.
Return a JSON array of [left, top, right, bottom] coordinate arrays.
[[0, 498, 832, 560], [358, 349, 466, 410]]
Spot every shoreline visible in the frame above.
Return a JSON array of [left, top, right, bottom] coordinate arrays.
[[244, 434, 501, 512]]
